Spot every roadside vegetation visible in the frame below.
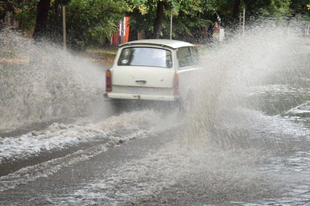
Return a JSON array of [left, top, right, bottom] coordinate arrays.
[[1, 0, 310, 51], [83, 47, 118, 67], [0, 28, 117, 66]]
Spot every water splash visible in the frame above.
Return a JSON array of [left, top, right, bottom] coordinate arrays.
[[0, 29, 106, 132], [172, 22, 310, 204], [183, 23, 310, 142]]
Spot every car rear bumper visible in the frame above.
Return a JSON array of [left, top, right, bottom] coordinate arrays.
[[104, 93, 177, 102]]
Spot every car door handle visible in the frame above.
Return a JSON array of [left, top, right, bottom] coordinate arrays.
[[136, 80, 147, 84]]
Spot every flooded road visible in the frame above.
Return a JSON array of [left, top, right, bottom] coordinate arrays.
[[1, 108, 309, 205], [1, 27, 310, 205]]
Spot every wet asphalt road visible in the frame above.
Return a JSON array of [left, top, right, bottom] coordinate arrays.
[[1, 36, 310, 206], [0, 128, 177, 205]]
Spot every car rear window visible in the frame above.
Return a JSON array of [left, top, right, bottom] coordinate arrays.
[[118, 47, 172, 68]]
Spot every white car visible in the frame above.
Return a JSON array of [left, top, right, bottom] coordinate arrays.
[[104, 39, 200, 110]]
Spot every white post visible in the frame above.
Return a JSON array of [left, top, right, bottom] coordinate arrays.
[[170, 13, 173, 40], [62, 6, 67, 50], [242, 7, 245, 39]]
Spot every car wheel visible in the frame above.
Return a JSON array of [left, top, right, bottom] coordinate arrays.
[[179, 92, 194, 115], [109, 100, 125, 113]]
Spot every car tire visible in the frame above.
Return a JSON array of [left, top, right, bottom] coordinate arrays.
[[179, 92, 194, 115]]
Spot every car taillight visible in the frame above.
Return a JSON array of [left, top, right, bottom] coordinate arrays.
[[106, 70, 112, 92], [173, 73, 179, 95]]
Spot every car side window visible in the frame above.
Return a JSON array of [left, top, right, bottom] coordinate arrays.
[[177, 47, 192, 68], [191, 47, 199, 65], [177, 46, 199, 68]]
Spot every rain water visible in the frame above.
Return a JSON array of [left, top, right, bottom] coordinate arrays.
[[1, 22, 310, 205]]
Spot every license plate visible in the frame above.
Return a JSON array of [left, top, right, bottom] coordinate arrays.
[[128, 87, 157, 95]]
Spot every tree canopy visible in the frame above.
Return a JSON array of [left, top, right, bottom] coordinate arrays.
[[1, 0, 309, 49], [65, 0, 127, 49]]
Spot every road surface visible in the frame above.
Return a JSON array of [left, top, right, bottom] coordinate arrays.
[[1, 30, 310, 206]]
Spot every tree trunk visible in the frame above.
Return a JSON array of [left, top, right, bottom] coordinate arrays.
[[52, 0, 62, 43], [0, 13, 5, 30], [0, 12, 5, 26], [153, 1, 164, 39], [233, 0, 241, 21], [54, 0, 60, 33], [33, 0, 51, 41]]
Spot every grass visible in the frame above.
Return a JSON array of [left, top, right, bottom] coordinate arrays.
[[0, 46, 119, 66], [84, 47, 118, 67]]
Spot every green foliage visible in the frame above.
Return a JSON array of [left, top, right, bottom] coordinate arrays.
[[66, 0, 126, 49], [126, 0, 310, 42], [15, 0, 39, 31], [173, 0, 215, 39], [1, 0, 310, 48], [0, 1, 6, 17], [0, 0, 38, 31], [126, 0, 217, 41], [1, 0, 126, 49], [256, 0, 291, 17]]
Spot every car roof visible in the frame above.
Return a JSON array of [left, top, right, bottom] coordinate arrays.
[[119, 39, 194, 49]]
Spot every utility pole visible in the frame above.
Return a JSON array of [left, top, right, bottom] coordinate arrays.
[[170, 2, 174, 40], [62, 6, 67, 50], [242, 7, 245, 39], [170, 13, 173, 40]]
